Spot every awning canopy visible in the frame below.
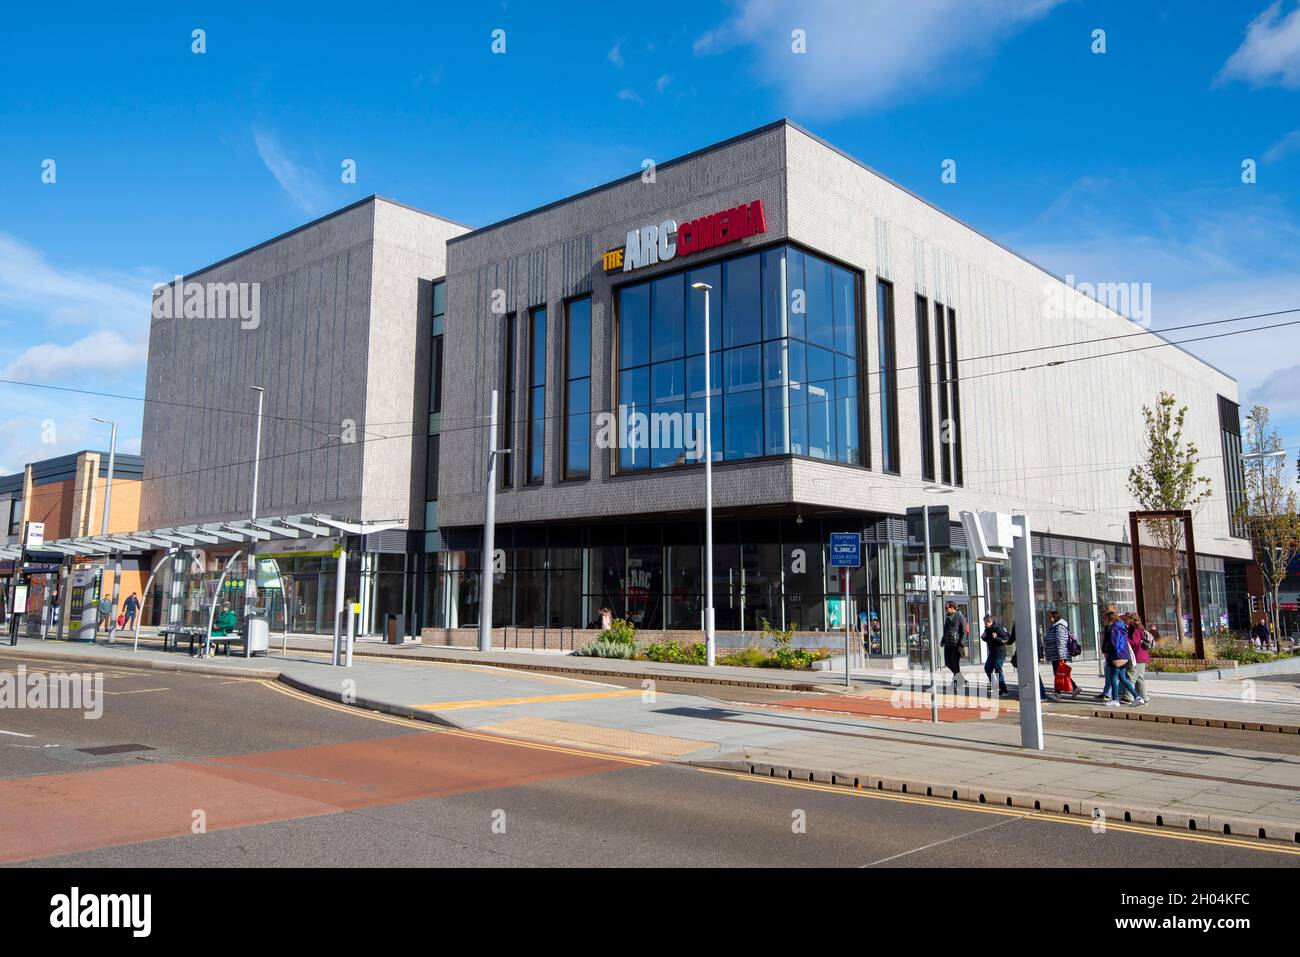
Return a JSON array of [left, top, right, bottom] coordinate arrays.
[[0, 513, 404, 562]]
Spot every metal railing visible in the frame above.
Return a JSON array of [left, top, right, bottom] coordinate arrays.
[[500, 625, 578, 652]]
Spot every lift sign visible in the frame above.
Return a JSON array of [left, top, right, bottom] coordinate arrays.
[[603, 199, 767, 274]]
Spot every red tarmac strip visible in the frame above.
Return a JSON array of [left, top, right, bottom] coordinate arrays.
[[0, 731, 633, 863], [766, 696, 990, 722]]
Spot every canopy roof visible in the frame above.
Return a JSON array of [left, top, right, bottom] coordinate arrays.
[[0, 513, 404, 562]]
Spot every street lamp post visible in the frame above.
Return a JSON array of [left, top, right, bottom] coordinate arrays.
[[691, 282, 716, 667], [91, 417, 120, 643], [247, 386, 264, 639], [479, 389, 511, 652]]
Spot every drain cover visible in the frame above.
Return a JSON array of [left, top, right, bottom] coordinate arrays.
[[76, 743, 155, 756]]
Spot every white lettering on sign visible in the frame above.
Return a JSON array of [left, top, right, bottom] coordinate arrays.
[[623, 219, 678, 271], [910, 575, 965, 593]]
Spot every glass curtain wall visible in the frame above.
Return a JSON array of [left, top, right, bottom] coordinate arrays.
[[615, 245, 864, 470]]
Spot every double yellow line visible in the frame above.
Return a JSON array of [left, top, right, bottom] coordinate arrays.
[[696, 767, 1300, 858]]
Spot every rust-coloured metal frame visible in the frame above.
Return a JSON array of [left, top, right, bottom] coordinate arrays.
[[1129, 509, 1203, 659]]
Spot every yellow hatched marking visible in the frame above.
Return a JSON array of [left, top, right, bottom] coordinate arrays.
[[415, 689, 645, 711], [257, 680, 657, 767]]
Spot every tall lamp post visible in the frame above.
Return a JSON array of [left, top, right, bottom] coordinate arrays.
[[247, 386, 264, 630], [479, 389, 511, 652], [691, 282, 716, 667], [91, 417, 120, 642]]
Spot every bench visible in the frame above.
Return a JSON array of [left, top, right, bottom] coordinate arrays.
[[158, 627, 242, 656]]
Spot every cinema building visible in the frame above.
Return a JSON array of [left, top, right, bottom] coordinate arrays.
[[132, 120, 1252, 659]]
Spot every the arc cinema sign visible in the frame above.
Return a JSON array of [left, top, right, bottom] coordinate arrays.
[[601, 198, 767, 274]]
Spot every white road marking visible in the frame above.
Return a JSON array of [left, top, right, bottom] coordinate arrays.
[[0, 729, 36, 738], [861, 812, 1035, 867]]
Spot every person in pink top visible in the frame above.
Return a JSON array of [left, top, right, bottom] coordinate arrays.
[[1125, 613, 1151, 705]]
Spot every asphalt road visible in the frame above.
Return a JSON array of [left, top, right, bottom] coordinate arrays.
[[1, 656, 1295, 868]]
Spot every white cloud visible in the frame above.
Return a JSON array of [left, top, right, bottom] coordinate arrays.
[[252, 126, 325, 214], [0, 233, 150, 330], [617, 88, 643, 104], [656, 73, 671, 93], [1015, 183, 1300, 448], [694, 0, 1063, 116], [0, 405, 141, 476], [608, 41, 624, 68], [2, 330, 142, 384], [1218, 1, 1300, 89], [1250, 363, 1300, 410]]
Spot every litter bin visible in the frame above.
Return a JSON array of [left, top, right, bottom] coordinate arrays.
[[385, 614, 404, 645], [245, 613, 270, 657]]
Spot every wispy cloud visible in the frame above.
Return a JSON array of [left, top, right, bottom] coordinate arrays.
[[0, 233, 149, 330], [252, 126, 325, 214], [1263, 128, 1300, 163], [1015, 181, 1300, 445], [617, 88, 643, 104], [1218, 1, 1300, 89], [608, 41, 624, 68], [694, 0, 1063, 117]]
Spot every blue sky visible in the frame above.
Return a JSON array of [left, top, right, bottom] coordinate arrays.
[[1, 0, 1298, 474]]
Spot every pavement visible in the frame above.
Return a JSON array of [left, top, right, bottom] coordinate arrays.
[[4, 634, 1300, 850]]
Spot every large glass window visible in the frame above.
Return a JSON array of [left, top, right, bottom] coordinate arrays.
[[877, 280, 899, 474], [947, 307, 963, 487], [934, 299, 951, 486], [1219, 395, 1246, 538], [526, 305, 547, 484], [500, 312, 515, 487], [916, 295, 935, 482], [616, 245, 862, 471], [564, 297, 591, 479], [426, 279, 447, 551]]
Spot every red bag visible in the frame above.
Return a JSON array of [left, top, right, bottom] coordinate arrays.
[[116, 613, 126, 628], [1053, 660, 1073, 693]]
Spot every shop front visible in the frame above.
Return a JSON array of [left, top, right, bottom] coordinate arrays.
[[424, 514, 1135, 661]]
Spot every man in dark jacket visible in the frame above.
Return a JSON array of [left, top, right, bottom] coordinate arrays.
[[980, 615, 1012, 696], [940, 601, 968, 684]]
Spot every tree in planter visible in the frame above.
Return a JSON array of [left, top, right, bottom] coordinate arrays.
[[760, 617, 797, 651], [1126, 392, 1213, 643], [1235, 405, 1300, 649]]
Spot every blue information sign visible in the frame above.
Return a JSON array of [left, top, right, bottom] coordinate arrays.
[[829, 532, 861, 568]]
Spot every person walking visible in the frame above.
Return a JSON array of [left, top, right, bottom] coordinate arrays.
[[1251, 617, 1269, 650], [1126, 613, 1151, 705], [940, 601, 968, 686], [1045, 609, 1075, 695], [980, 615, 1012, 696], [1101, 610, 1144, 707], [122, 591, 140, 630]]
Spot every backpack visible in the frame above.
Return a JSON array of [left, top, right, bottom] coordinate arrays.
[[1067, 634, 1082, 659]]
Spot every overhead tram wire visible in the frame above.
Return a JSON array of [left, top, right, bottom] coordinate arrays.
[[2, 305, 1295, 435], [4, 306, 1298, 494]]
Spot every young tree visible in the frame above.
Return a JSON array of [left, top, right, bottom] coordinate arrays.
[[1236, 405, 1300, 647], [1127, 392, 1213, 643]]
